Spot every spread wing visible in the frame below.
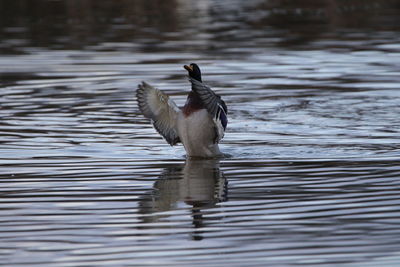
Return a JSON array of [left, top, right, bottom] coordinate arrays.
[[136, 82, 181, 145], [189, 77, 228, 143]]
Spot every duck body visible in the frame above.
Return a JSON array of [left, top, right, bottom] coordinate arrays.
[[136, 63, 227, 158], [177, 109, 221, 157]]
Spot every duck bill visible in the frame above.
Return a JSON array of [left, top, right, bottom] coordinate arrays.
[[184, 65, 193, 72]]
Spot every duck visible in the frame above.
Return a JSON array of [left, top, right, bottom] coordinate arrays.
[[136, 63, 228, 158]]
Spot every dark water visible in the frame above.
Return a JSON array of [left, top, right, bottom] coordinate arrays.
[[1, 0, 400, 266]]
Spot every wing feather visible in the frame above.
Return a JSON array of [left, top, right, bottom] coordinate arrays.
[[136, 82, 180, 146], [189, 77, 228, 143]]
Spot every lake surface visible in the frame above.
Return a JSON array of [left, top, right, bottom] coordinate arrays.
[[1, 0, 400, 266]]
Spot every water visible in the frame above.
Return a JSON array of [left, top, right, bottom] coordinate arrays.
[[1, 0, 400, 266]]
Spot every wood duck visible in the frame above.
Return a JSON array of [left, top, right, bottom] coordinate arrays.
[[136, 63, 228, 158]]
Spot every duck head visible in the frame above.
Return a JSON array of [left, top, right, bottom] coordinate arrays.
[[184, 63, 202, 82]]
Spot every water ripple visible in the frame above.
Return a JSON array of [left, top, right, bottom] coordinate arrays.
[[2, 1, 400, 266]]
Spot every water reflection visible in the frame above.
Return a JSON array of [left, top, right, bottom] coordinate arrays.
[[139, 159, 227, 240]]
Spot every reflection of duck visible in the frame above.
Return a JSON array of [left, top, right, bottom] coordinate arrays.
[[138, 159, 227, 240], [136, 63, 228, 157]]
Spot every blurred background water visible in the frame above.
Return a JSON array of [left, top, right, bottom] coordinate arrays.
[[1, 0, 400, 266]]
